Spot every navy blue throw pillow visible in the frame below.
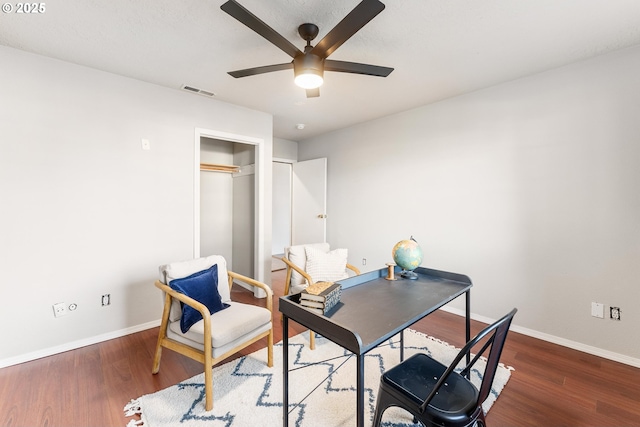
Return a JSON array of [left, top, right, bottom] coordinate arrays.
[[169, 264, 230, 333]]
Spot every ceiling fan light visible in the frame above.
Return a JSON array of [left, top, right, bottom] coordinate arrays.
[[294, 71, 323, 89], [294, 54, 324, 89]]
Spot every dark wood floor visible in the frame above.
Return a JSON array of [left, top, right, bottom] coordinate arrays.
[[1, 269, 639, 426]]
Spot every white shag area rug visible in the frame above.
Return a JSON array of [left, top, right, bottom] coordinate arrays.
[[125, 329, 513, 427]]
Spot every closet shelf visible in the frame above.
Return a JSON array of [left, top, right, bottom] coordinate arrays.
[[200, 163, 240, 173]]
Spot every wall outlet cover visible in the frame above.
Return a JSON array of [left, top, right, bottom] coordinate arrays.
[[53, 302, 67, 318], [591, 302, 604, 318]]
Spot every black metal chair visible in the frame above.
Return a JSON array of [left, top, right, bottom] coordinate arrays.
[[372, 308, 517, 427]]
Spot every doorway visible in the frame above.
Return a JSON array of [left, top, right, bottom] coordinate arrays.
[[270, 157, 327, 271], [193, 128, 266, 286]]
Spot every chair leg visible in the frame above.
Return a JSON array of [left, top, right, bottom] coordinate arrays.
[[476, 410, 487, 427], [372, 384, 392, 427], [203, 332, 214, 411], [372, 396, 390, 427], [204, 365, 213, 411], [309, 330, 315, 350], [267, 329, 274, 367], [151, 341, 162, 374], [371, 404, 385, 427], [152, 294, 172, 374], [373, 384, 415, 427]]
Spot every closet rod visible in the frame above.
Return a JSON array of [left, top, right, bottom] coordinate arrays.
[[200, 163, 240, 173]]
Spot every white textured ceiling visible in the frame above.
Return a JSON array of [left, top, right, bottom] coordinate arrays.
[[2, 0, 640, 141]]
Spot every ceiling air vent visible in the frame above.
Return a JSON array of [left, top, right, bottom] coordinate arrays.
[[181, 85, 216, 97]]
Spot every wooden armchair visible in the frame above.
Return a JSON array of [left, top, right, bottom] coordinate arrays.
[[152, 255, 273, 411], [281, 243, 360, 349]]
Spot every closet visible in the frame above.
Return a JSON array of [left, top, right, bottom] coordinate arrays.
[[199, 137, 255, 277]]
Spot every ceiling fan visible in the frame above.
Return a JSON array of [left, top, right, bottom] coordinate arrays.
[[220, 0, 394, 98]]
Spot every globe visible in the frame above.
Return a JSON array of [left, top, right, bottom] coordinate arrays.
[[392, 237, 423, 279]]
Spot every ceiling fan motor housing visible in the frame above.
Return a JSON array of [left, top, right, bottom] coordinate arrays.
[[293, 53, 324, 89], [294, 54, 324, 78]]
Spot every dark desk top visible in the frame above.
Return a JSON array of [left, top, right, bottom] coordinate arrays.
[[279, 266, 472, 355]]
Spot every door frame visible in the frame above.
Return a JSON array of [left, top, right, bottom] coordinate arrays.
[[193, 128, 266, 283], [272, 159, 294, 255]]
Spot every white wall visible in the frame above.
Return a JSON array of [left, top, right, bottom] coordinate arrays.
[[299, 45, 640, 363], [273, 137, 298, 162], [0, 46, 273, 366]]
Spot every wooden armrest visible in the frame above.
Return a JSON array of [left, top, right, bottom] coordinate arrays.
[[281, 257, 314, 287], [281, 258, 361, 296], [154, 280, 212, 318], [154, 280, 213, 343], [346, 263, 361, 276], [227, 271, 273, 312]]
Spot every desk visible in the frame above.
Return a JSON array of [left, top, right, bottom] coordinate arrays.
[[279, 266, 472, 427]]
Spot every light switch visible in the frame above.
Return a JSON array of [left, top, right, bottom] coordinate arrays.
[[141, 138, 150, 150]]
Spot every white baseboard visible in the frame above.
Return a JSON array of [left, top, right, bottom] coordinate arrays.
[[0, 319, 161, 369], [440, 306, 640, 369], [4, 309, 640, 370]]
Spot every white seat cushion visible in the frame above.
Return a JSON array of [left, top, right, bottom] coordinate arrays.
[[168, 301, 271, 349]]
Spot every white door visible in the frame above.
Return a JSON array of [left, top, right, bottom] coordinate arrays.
[[292, 158, 327, 245]]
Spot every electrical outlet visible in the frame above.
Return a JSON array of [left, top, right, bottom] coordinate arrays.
[[53, 302, 67, 318], [102, 294, 111, 306], [610, 306, 621, 321]]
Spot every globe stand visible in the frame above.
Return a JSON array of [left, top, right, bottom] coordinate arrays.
[[400, 269, 419, 280]]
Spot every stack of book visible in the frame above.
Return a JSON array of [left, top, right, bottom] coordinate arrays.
[[299, 281, 342, 315]]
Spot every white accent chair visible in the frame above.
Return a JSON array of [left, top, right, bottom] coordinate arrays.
[[281, 243, 360, 349], [152, 255, 273, 411]]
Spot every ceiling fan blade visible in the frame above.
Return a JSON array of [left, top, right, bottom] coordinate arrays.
[[306, 88, 320, 98], [228, 62, 293, 78], [221, 0, 302, 59], [325, 59, 393, 77], [310, 0, 385, 59]]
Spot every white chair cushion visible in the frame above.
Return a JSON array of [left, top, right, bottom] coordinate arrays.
[[168, 301, 271, 349], [304, 246, 349, 284], [159, 255, 231, 321], [285, 242, 330, 286]]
